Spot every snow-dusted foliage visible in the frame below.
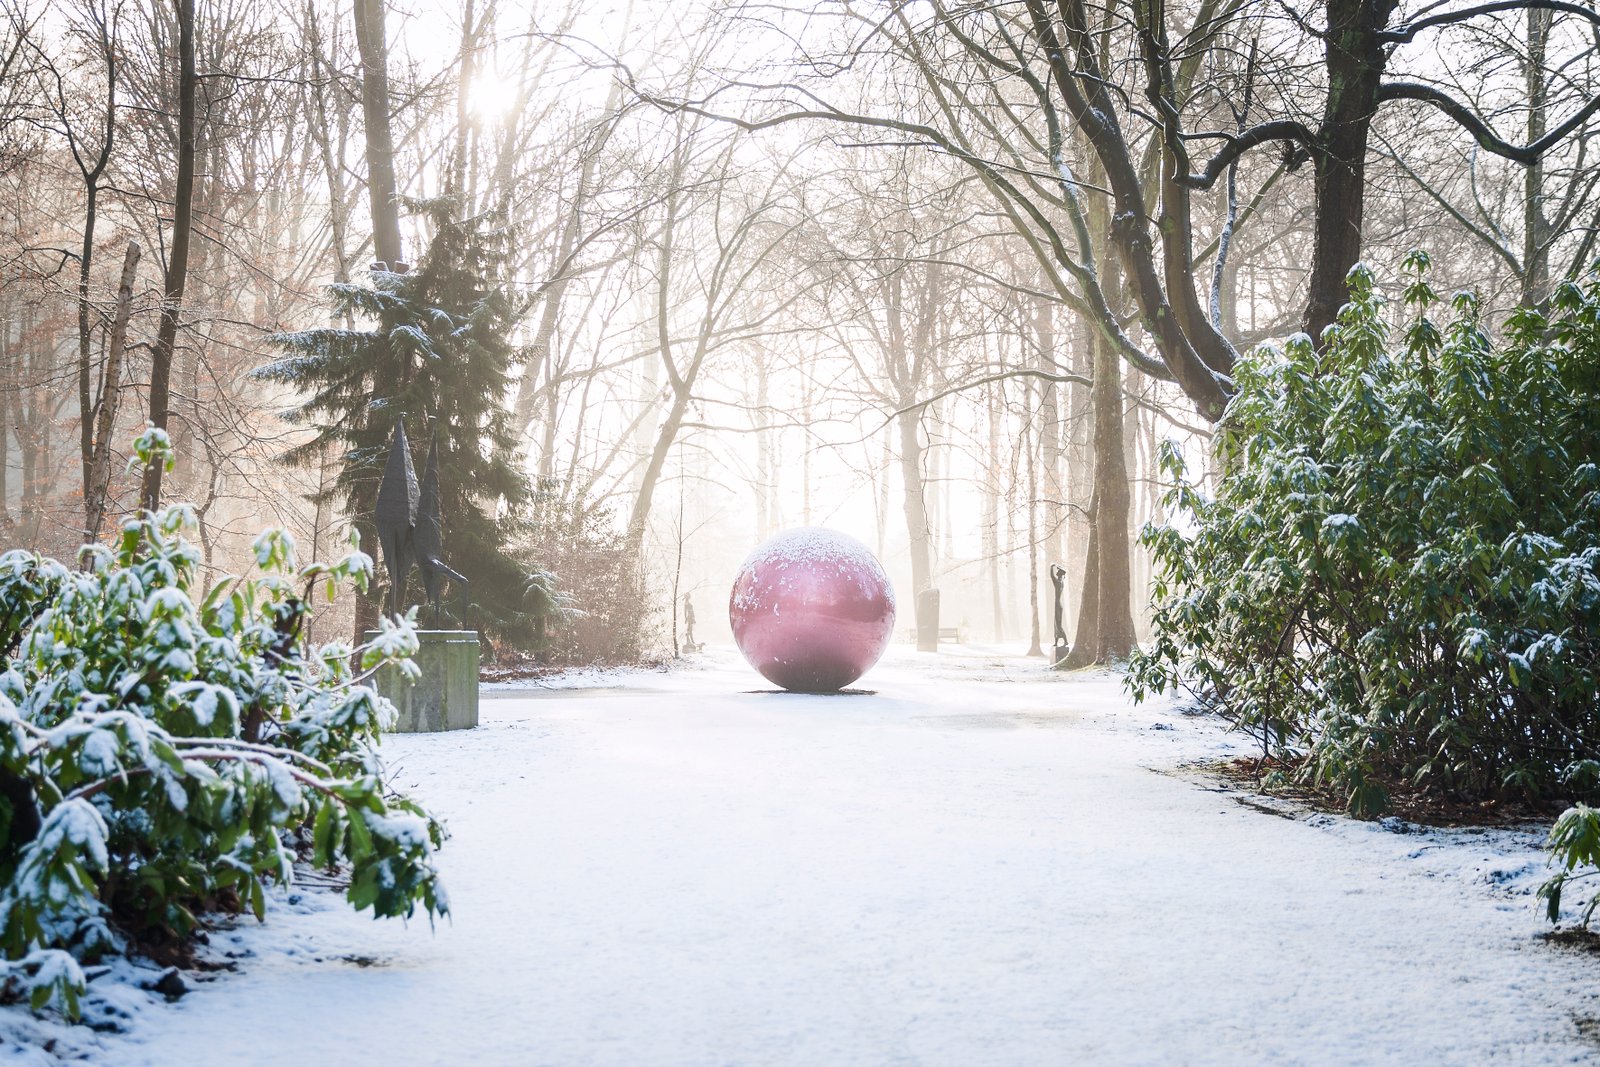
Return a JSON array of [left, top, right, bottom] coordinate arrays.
[[1129, 258, 1600, 846], [1540, 802, 1600, 925], [0, 435, 447, 1018]]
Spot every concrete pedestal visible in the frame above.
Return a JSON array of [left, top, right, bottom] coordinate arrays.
[[365, 629, 480, 732]]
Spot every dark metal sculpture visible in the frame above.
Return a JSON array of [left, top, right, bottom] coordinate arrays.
[[415, 431, 468, 625], [374, 420, 419, 615], [413, 430, 443, 596], [682, 593, 700, 653], [374, 419, 467, 623], [1049, 562, 1070, 665]]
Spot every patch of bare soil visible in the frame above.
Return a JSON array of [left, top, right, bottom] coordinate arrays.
[[478, 649, 668, 683], [1542, 927, 1600, 955], [1214, 754, 1570, 828]]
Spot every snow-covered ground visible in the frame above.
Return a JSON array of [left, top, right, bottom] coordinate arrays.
[[6, 646, 1599, 1065]]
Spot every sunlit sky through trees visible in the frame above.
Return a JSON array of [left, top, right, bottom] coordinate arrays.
[[3, 0, 1596, 655]]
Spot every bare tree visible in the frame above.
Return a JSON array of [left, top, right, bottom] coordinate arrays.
[[353, 0, 403, 270], [84, 240, 138, 541], [664, 0, 1600, 422], [138, 0, 197, 511], [627, 123, 807, 558]]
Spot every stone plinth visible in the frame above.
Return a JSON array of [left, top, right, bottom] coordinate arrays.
[[365, 629, 480, 732]]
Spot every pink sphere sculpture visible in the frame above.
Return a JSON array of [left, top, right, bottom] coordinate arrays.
[[729, 527, 897, 692]]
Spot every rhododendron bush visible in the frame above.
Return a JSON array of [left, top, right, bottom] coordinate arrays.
[[0, 434, 446, 1017], [1128, 261, 1600, 921]]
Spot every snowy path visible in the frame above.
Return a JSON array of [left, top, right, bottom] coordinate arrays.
[[33, 649, 1600, 1064]]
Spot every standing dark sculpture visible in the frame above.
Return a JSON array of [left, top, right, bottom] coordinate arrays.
[[1049, 562, 1070, 665], [373, 419, 468, 622], [682, 593, 700, 653], [415, 432, 468, 624], [413, 431, 443, 597], [375, 420, 420, 615]]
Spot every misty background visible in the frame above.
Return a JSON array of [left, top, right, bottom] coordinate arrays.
[[0, 0, 1593, 662]]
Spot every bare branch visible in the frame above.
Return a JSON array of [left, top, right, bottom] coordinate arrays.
[[1381, 0, 1600, 43], [1379, 80, 1600, 164]]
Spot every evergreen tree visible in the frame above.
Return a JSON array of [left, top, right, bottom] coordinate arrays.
[[259, 199, 540, 646]]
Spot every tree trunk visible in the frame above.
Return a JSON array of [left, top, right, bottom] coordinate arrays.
[[85, 241, 140, 544], [140, 0, 198, 513], [625, 394, 688, 558], [11, 310, 46, 545], [1092, 330, 1136, 661], [1034, 295, 1065, 581], [0, 429, 8, 534], [755, 349, 771, 539], [18, 431, 36, 541], [304, 441, 338, 646], [876, 431, 890, 559], [1025, 392, 1043, 657], [353, 0, 404, 270], [627, 184, 689, 559], [73, 42, 116, 522], [352, 516, 380, 644], [800, 381, 814, 525], [446, 0, 481, 213], [1522, 5, 1553, 307], [1064, 491, 1100, 668], [308, 2, 355, 292], [985, 382, 1004, 642], [1302, 0, 1394, 342], [76, 183, 101, 512], [0, 312, 11, 530], [1065, 322, 1136, 664], [1215, 180, 1241, 337], [897, 406, 933, 626], [1064, 314, 1093, 635], [350, 0, 405, 643], [924, 398, 946, 571], [170, 128, 221, 488]]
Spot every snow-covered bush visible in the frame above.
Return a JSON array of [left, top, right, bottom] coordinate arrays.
[[1128, 258, 1600, 820], [0, 434, 446, 1017]]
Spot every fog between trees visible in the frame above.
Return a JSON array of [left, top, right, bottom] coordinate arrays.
[[0, 0, 1595, 662]]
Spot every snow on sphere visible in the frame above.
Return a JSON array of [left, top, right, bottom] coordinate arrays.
[[729, 527, 896, 692]]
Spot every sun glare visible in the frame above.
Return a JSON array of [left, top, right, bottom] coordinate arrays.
[[467, 70, 518, 123]]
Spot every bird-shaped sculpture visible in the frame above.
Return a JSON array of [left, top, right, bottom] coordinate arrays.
[[415, 431, 468, 626], [374, 419, 467, 623], [374, 420, 419, 616]]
